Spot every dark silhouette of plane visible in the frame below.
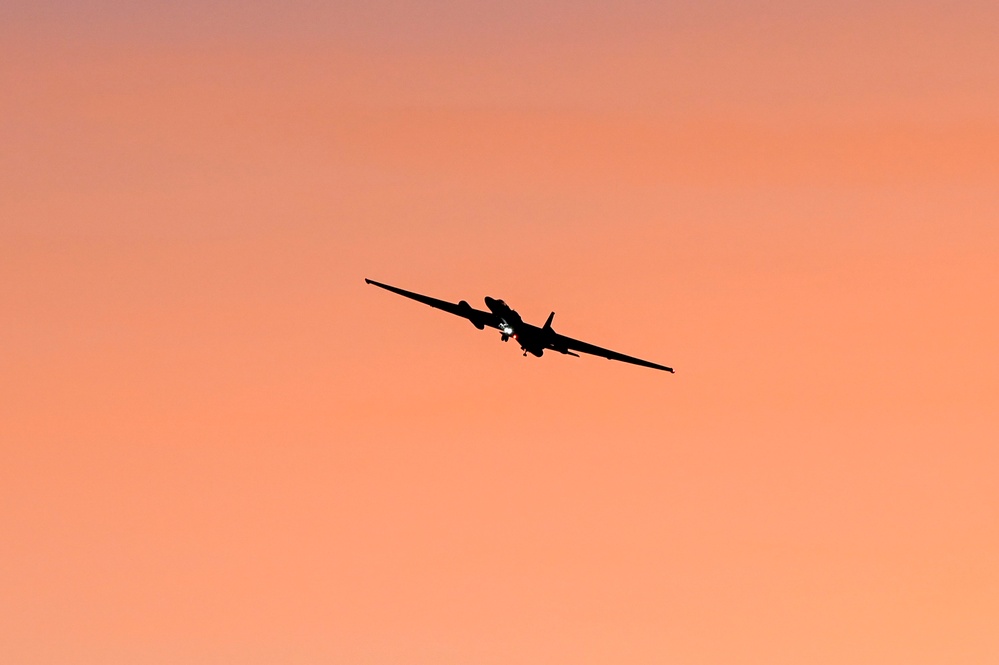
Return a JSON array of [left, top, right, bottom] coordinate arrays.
[[365, 278, 674, 373]]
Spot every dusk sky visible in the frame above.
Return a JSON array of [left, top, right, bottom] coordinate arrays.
[[2, 1, 998, 663]]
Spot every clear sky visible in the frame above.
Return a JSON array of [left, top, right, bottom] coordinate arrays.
[[2, 2, 998, 663]]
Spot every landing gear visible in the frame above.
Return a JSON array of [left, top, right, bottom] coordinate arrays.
[[501, 333, 510, 342]]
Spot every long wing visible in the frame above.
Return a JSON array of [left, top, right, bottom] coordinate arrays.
[[552, 331, 674, 373], [365, 278, 502, 330]]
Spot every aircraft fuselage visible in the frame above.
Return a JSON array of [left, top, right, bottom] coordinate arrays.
[[485, 296, 551, 357]]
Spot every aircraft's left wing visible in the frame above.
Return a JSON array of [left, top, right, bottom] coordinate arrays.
[[365, 278, 503, 331], [552, 332, 674, 373]]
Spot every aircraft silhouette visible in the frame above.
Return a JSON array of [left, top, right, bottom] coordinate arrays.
[[365, 278, 674, 373]]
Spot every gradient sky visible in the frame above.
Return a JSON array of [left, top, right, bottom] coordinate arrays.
[[2, 2, 998, 663]]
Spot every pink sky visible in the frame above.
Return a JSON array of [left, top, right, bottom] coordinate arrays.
[[2, 2, 998, 663]]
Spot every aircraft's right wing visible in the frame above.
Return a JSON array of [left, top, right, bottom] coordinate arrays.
[[552, 331, 674, 373], [365, 278, 503, 331]]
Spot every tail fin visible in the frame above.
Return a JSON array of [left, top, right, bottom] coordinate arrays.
[[543, 311, 555, 330]]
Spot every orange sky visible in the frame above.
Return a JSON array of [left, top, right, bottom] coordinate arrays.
[[2, 2, 998, 663]]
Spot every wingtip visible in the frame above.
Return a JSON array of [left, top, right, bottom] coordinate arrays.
[[364, 278, 372, 285]]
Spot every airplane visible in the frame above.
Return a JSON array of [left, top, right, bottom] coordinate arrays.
[[365, 278, 674, 373]]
